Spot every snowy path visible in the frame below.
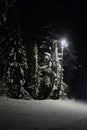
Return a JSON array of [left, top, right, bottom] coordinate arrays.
[[0, 97, 87, 130]]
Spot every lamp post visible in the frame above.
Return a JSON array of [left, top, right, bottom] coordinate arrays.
[[60, 39, 68, 99]]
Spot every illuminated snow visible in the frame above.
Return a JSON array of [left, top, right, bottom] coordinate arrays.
[[0, 97, 87, 130]]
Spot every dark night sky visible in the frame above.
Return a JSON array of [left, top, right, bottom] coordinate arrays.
[[15, 0, 87, 71]]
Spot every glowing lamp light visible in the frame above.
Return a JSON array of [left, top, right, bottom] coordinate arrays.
[[60, 39, 68, 48]]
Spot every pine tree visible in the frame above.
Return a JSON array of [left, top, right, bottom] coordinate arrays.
[[5, 28, 29, 99], [38, 47, 54, 99]]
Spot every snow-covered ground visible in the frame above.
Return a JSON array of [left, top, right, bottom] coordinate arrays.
[[0, 97, 87, 130]]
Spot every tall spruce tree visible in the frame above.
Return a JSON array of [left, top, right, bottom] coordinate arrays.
[[5, 27, 29, 99]]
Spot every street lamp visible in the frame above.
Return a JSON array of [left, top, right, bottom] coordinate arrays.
[[59, 38, 68, 99], [60, 38, 68, 48]]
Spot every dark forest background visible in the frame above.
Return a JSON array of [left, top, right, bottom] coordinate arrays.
[[0, 0, 87, 100]]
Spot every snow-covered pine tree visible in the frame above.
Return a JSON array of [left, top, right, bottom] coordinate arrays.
[[5, 28, 29, 99], [38, 46, 54, 99]]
